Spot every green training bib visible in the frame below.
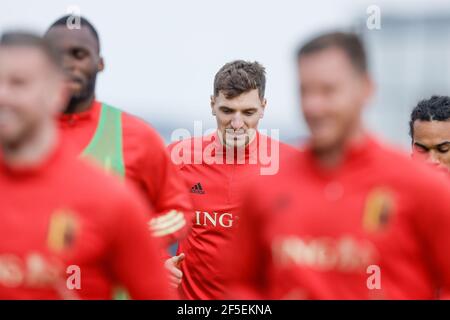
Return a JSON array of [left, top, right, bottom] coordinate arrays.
[[81, 103, 129, 299], [81, 103, 125, 178]]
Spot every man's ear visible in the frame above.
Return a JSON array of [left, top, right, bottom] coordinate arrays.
[[210, 95, 216, 115], [361, 74, 374, 108], [98, 57, 105, 73], [260, 98, 267, 118]]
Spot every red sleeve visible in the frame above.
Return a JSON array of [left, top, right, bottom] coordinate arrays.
[[108, 189, 173, 299], [221, 182, 272, 299], [145, 132, 192, 245], [124, 117, 193, 246], [414, 174, 450, 299]]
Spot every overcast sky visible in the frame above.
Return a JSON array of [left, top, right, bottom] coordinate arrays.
[[2, 0, 450, 142]]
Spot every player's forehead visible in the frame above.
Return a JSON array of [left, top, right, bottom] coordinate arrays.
[[215, 89, 262, 110], [298, 47, 360, 84], [413, 120, 450, 145], [0, 46, 50, 76], [46, 25, 98, 52]]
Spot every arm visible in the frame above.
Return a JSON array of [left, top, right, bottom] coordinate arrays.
[[135, 126, 193, 246], [109, 190, 173, 299], [221, 185, 271, 299]]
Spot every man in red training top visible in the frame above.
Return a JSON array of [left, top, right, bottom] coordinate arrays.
[[225, 32, 450, 299], [410, 95, 450, 176], [44, 15, 191, 245], [167, 60, 299, 299], [0, 31, 171, 299]]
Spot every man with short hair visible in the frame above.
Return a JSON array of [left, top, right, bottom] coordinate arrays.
[[168, 60, 299, 299], [410, 95, 450, 174], [0, 31, 171, 299], [224, 32, 450, 299], [44, 16, 191, 245]]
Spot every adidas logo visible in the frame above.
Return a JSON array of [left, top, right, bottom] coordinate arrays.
[[191, 182, 205, 194]]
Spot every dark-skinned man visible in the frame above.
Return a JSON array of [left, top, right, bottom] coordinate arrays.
[[44, 16, 192, 247], [410, 95, 450, 176]]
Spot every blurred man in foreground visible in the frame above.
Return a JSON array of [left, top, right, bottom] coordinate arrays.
[[0, 31, 171, 299], [225, 32, 450, 299], [410, 95, 450, 175]]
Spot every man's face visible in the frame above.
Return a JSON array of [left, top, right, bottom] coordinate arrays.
[[0, 46, 65, 146], [298, 47, 372, 151], [211, 89, 266, 148], [412, 120, 450, 173], [45, 25, 103, 106]]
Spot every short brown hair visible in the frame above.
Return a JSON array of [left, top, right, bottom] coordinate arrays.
[[297, 32, 367, 74], [213, 60, 266, 99], [0, 31, 63, 70]]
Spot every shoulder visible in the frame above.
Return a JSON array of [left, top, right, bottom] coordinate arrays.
[[371, 139, 432, 178], [366, 138, 450, 199], [167, 134, 215, 167], [65, 157, 146, 214], [257, 134, 303, 175], [168, 134, 212, 151], [119, 109, 164, 145], [102, 103, 167, 162], [259, 134, 301, 155], [279, 140, 303, 163], [100, 102, 164, 146], [167, 136, 196, 153]]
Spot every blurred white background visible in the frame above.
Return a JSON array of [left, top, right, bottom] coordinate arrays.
[[2, 0, 450, 147]]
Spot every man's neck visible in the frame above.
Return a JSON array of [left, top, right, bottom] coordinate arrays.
[[65, 94, 95, 114], [314, 126, 366, 169], [1, 121, 58, 169]]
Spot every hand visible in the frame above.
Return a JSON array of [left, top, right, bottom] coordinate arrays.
[[165, 253, 185, 288]]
